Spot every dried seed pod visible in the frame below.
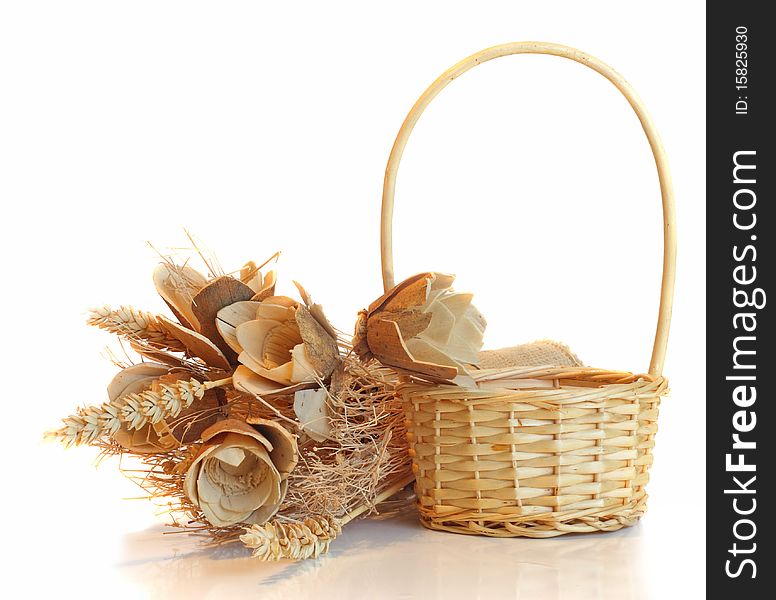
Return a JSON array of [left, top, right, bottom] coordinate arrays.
[[353, 272, 486, 382]]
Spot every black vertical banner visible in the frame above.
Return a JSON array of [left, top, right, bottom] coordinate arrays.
[[707, 4, 774, 597]]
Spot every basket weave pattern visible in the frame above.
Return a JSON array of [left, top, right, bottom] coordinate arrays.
[[401, 367, 667, 537]]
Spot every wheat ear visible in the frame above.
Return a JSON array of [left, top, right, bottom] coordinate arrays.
[[240, 516, 341, 561], [47, 377, 231, 447], [87, 305, 186, 351]]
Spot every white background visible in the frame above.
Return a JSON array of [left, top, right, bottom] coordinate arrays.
[[1, 2, 705, 599]]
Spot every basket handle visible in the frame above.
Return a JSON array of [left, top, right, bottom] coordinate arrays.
[[381, 41, 676, 377]]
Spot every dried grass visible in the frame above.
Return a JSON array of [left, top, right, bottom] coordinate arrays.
[[280, 357, 411, 521]]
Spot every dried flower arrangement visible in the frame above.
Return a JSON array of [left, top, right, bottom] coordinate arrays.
[[47, 238, 594, 557], [45, 42, 675, 554], [47, 244, 415, 561]]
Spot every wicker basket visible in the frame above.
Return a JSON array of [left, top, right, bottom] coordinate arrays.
[[380, 42, 676, 538]]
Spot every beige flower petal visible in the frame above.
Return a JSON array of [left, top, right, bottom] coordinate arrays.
[[240, 261, 278, 300], [405, 337, 465, 372], [256, 297, 298, 320], [106, 363, 169, 401], [236, 319, 280, 362], [220, 479, 276, 515], [196, 464, 225, 503], [438, 292, 474, 319], [263, 321, 304, 365], [233, 365, 286, 394], [236, 350, 268, 375], [233, 365, 315, 398], [251, 270, 277, 302], [215, 441, 278, 511], [445, 318, 486, 363], [153, 263, 208, 330], [199, 436, 274, 502], [201, 501, 253, 526], [240, 260, 262, 290], [367, 272, 432, 314], [184, 444, 219, 505], [289, 343, 318, 383], [157, 315, 231, 371], [247, 417, 298, 475], [200, 419, 272, 450], [257, 305, 295, 325], [260, 295, 298, 309], [244, 479, 286, 525], [366, 317, 458, 380], [237, 350, 294, 385], [293, 388, 332, 442], [420, 299, 455, 346], [111, 426, 162, 455], [214, 445, 246, 468], [429, 272, 456, 294], [216, 301, 261, 353], [236, 318, 303, 385], [198, 465, 256, 526]]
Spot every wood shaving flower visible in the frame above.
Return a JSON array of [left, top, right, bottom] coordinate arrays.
[[184, 418, 298, 526], [218, 294, 340, 396], [150, 255, 278, 369], [353, 272, 486, 381]]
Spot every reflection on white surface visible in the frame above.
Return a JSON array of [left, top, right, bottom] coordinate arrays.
[[119, 512, 648, 600]]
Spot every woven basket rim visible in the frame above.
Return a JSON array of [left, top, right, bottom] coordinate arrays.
[[398, 366, 668, 406]]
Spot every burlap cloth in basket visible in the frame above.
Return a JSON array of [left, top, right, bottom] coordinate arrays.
[[477, 340, 582, 369]]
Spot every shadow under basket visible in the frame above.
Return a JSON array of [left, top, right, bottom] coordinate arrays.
[[400, 367, 667, 537], [379, 42, 676, 537]]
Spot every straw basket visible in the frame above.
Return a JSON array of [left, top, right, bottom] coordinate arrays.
[[380, 42, 676, 538]]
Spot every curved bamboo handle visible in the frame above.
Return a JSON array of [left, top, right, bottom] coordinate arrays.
[[381, 42, 676, 377]]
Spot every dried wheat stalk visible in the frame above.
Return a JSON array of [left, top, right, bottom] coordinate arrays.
[[88, 305, 186, 351], [240, 516, 341, 561], [48, 378, 229, 447]]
